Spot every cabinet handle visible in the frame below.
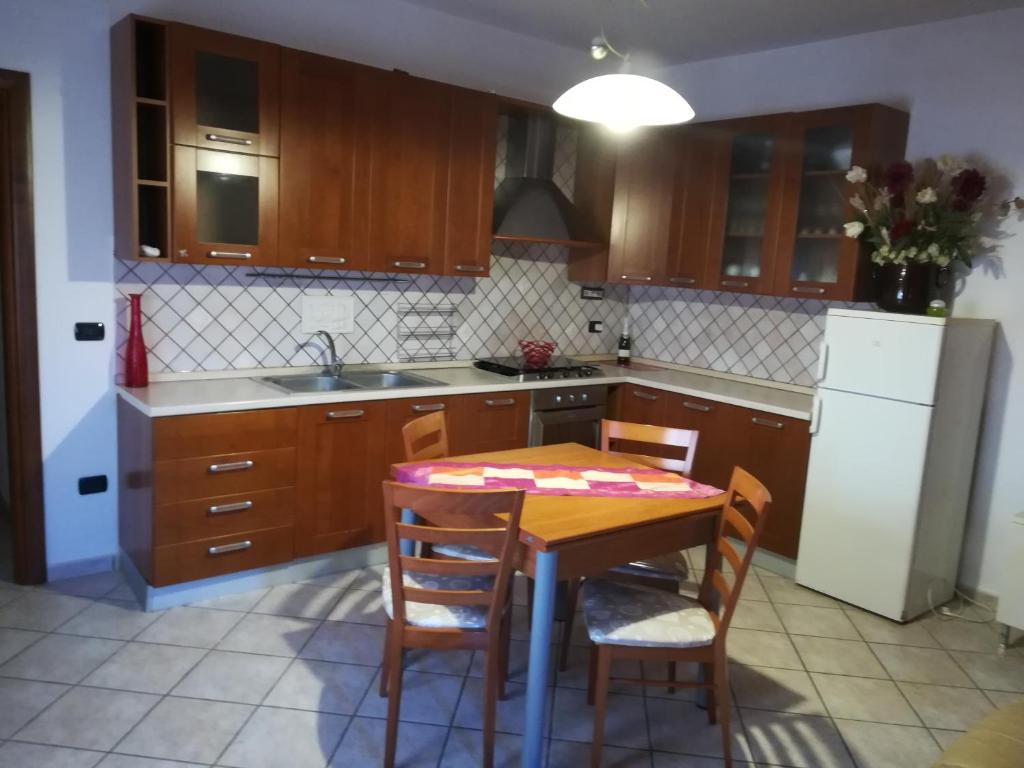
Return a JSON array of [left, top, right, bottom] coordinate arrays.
[[721, 279, 750, 288], [208, 500, 253, 516], [455, 264, 485, 273], [669, 276, 697, 285], [307, 256, 346, 265], [485, 398, 515, 407], [206, 133, 253, 146], [208, 460, 254, 474], [208, 251, 253, 260], [208, 540, 253, 555], [751, 417, 784, 430], [792, 286, 826, 295], [620, 274, 653, 282], [632, 390, 658, 402], [815, 343, 829, 384], [683, 401, 712, 413], [393, 261, 426, 269], [411, 403, 445, 413], [326, 409, 365, 420]]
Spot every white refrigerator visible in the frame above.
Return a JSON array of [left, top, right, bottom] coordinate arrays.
[[796, 308, 995, 621]]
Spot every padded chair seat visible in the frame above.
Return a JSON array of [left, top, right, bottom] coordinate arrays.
[[430, 543, 496, 561], [582, 578, 716, 648], [382, 566, 493, 629], [610, 552, 689, 582]]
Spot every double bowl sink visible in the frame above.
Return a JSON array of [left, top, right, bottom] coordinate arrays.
[[258, 370, 444, 394]]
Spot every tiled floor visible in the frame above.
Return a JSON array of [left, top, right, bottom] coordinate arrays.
[[0, 552, 1021, 767]]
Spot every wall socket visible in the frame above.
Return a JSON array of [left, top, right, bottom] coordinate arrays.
[[588, 321, 604, 333]]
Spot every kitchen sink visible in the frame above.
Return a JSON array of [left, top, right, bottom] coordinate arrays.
[[338, 370, 444, 389], [258, 370, 444, 394]]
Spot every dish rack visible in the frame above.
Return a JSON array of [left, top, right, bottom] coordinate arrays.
[[396, 302, 460, 363]]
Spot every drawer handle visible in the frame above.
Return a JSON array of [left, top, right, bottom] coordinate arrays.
[[206, 133, 253, 146], [208, 460, 254, 474], [411, 403, 445, 413], [485, 398, 515, 407], [752, 417, 784, 430], [208, 500, 253, 516], [632, 390, 658, 402], [208, 540, 253, 555], [307, 256, 346, 265], [683, 401, 712, 413], [208, 251, 253, 260], [455, 264, 485, 273], [721, 279, 750, 288], [669, 277, 697, 285], [393, 261, 426, 269], [620, 274, 652, 282], [792, 286, 826, 295], [326, 409, 365, 420]]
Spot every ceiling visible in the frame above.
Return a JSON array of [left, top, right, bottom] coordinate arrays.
[[402, 0, 1024, 68]]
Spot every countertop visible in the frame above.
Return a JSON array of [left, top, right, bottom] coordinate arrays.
[[117, 361, 814, 421]]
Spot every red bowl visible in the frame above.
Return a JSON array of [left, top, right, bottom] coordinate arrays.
[[518, 340, 556, 367]]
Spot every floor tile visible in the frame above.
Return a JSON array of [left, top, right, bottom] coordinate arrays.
[[334, 716, 447, 767], [652, 754, 757, 767], [189, 587, 270, 612], [791, 635, 888, 678], [548, 738, 653, 767], [646, 699, 751, 759], [251, 584, 344, 620], [104, 584, 138, 603], [264, 659, 376, 714], [843, 609, 938, 647], [734, 574, 768, 602], [134, 606, 242, 648], [43, 571, 125, 599], [741, 709, 853, 768], [870, 645, 973, 687], [325, 588, 387, 625], [776, 605, 859, 640], [82, 642, 206, 694], [453, 678, 551, 736], [984, 689, 1024, 707], [300, 621, 385, 666], [0, 678, 69, 738], [920, 615, 1004, 653], [0, 742, 102, 768], [303, 565, 385, 592], [727, 628, 804, 670], [55, 600, 162, 641], [0, 634, 122, 683], [950, 651, 1024, 691], [171, 650, 290, 704], [833, 718, 940, 768], [407, 646, 474, 676], [0, 626, 43, 663], [761, 575, 841, 608], [730, 665, 826, 715], [220, 706, 348, 768], [811, 673, 920, 725], [15, 687, 158, 751], [361, 669, 463, 726], [897, 682, 994, 730], [98, 756, 200, 767], [730, 600, 784, 633], [115, 696, 252, 764], [928, 728, 964, 750], [0, 591, 93, 631], [557, 644, 643, 695], [0, 587, 22, 608], [551, 685, 649, 749], [217, 612, 319, 657]]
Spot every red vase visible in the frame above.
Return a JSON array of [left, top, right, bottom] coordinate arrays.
[[124, 293, 149, 387]]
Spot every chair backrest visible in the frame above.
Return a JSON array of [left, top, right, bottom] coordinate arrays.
[[402, 411, 449, 462], [698, 466, 772, 636], [600, 418, 699, 476], [382, 481, 525, 633]]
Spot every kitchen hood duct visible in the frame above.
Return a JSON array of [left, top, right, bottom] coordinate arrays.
[[492, 112, 590, 243]]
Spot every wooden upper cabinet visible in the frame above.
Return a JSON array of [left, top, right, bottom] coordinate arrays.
[[773, 104, 909, 301], [169, 24, 280, 156], [664, 126, 717, 289], [278, 50, 376, 270]]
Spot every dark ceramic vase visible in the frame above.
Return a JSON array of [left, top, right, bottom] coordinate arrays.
[[875, 263, 932, 314]]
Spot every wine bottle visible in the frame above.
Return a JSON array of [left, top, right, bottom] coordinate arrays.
[[617, 317, 631, 367]]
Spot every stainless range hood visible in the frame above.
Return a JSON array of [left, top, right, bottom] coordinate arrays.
[[492, 112, 593, 245]]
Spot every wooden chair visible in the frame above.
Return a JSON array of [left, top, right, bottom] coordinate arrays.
[[583, 466, 772, 768], [379, 481, 524, 768], [401, 409, 448, 462]]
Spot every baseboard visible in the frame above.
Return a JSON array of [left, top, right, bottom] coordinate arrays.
[[47, 554, 116, 582]]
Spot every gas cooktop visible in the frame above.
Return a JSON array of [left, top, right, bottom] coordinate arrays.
[[473, 356, 603, 382]]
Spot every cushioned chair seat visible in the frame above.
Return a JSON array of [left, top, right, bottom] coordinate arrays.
[[582, 578, 716, 648], [932, 702, 1024, 768], [610, 552, 689, 583], [382, 567, 493, 629], [430, 543, 496, 561]]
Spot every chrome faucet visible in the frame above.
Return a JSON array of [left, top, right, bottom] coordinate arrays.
[[313, 330, 343, 377]]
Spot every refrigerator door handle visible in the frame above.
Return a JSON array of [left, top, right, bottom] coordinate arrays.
[[815, 343, 829, 384], [810, 395, 823, 436]]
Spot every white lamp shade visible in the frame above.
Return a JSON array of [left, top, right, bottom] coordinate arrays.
[[553, 73, 694, 132]]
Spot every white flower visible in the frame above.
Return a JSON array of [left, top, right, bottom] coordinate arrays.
[[935, 254, 951, 267], [843, 221, 865, 239], [879, 245, 891, 257], [971, 211, 983, 222], [881, 227, 891, 246], [849, 194, 866, 210], [916, 187, 938, 204], [978, 236, 998, 249], [937, 154, 965, 174], [846, 166, 868, 183], [927, 243, 940, 257]]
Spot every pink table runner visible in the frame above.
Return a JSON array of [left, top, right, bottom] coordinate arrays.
[[394, 461, 724, 499]]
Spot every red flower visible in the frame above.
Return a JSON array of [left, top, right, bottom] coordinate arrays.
[[885, 162, 914, 195], [952, 168, 986, 202], [890, 218, 914, 242]]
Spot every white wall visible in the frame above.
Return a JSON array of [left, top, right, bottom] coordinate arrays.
[[657, 8, 1024, 595]]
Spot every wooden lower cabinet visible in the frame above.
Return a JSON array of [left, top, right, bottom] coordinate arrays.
[[450, 391, 529, 455], [665, 394, 734, 492]]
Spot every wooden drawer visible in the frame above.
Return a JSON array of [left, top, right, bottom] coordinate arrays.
[[153, 408, 298, 460], [151, 525, 293, 586], [153, 487, 294, 546], [154, 447, 296, 504], [451, 392, 529, 454]]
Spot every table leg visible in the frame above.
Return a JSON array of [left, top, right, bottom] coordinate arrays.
[[523, 550, 558, 768], [399, 508, 415, 557]]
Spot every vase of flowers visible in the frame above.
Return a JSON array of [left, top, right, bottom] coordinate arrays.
[[842, 157, 993, 314]]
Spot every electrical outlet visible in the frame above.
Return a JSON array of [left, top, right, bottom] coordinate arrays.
[[588, 321, 604, 333]]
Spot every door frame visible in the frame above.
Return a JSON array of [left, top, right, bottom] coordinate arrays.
[[0, 69, 46, 584]]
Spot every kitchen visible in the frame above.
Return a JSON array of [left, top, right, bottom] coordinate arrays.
[[1, 1, 1023, 767]]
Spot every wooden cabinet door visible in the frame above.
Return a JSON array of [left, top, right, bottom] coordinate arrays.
[[294, 402, 386, 556], [169, 24, 280, 156], [278, 50, 376, 270], [443, 87, 498, 277], [665, 395, 734, 491], [368, 73, 452, 275], [611, 384, 668, 425], [663, 126, 717, 289], [450, 392, 529, 455]]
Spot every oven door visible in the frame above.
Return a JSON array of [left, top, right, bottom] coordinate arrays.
[[529, 405, 606, 449]]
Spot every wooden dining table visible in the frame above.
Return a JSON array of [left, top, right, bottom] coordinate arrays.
[[392, 442, 727, 768]]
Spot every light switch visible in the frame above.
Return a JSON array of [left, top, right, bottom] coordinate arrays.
[[301, 294, 355, 334]]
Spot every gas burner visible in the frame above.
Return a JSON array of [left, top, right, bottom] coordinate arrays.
[[474, 356, 603, 382]]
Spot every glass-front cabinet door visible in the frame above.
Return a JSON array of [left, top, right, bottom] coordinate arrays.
[[170, 24, 280, 156]]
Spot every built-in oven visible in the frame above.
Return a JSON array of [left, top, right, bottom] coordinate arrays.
[[528, 385, 608, 448]]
